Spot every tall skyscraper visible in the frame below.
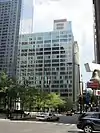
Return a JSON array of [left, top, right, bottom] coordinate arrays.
[[0, 0, 22, 77], [17, 19, 80, 102], [20, 0, 34, 34], [93, 0, 100, 64]]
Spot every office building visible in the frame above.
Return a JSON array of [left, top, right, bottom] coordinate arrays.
[[0, 0, 22, 77], [17, 19, 80, 102], [93, 0, 100, 64]]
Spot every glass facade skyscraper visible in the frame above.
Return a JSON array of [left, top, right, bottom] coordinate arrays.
[[17, 19, 80, 101], [20, 0, 34, 34], [0, 0, 22, 77]]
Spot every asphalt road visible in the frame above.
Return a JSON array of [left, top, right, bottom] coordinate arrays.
[[0, 119, 82, 133], [59, 114, 79, 124]]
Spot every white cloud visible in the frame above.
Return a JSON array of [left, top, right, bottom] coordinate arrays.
[[21, 0, 94, 83]]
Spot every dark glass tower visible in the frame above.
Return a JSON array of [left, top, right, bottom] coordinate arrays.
[[93, 0, 100, 64], [0, 0, 22, 77]]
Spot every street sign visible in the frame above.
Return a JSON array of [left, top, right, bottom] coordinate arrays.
[[96, 90, 100, 96], [87, 81, 99, 89]]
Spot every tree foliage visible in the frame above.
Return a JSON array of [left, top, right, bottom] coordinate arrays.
[[47, 93, 64, 108], [0, 72, 66, 111], [64, 97, 73, 111]]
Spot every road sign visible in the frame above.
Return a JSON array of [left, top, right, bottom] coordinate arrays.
[[96, 90, 100, 96]]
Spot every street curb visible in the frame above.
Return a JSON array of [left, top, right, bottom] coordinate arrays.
[[0, 119, 10, 121], [8, 120, 77, 126], [0, 119, 77, 127]]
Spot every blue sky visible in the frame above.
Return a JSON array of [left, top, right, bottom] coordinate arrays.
[[21, 0, 94, 84]]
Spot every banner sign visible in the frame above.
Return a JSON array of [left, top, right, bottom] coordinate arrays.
[[87, 81, 99, 89]]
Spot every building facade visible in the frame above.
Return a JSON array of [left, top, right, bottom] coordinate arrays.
[[0, 0, 22, 77], [17, 19, 80, 101], [93, 0, 100, 64]]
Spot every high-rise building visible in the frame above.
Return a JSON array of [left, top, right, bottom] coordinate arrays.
[[93, 0, 100, 64], [0, 0, 22, 77], [17, 19, 80, 102]]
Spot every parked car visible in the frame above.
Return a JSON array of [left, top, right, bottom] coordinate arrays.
[[10, 110, 30, 119], [66, 111, 72, 116], [36, 112, 59, 121], [77, 112, 100, 133]]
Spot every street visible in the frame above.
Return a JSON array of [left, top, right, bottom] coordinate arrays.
[[0, 118, 82, 133], [59, 114, 79, 124]]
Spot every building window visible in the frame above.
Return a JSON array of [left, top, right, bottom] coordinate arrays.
[[37, 37, 42, 40], [44, 40, 51, 43], [52, 39, 59, 43], [69, 84, 72, 88], [29, 38, 32, 41], [56, 23, 64, 30]]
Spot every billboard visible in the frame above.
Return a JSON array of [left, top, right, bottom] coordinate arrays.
[[87, 81, 99, 89]]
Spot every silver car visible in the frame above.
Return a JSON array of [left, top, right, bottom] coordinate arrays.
[[36, 112, 59, 121]]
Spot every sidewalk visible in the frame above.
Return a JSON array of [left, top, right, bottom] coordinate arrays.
[[0, 118, 10, 121]]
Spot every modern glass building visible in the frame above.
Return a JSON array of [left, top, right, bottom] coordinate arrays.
[[17, 19, 80, 101], [0, 0, 22, 77], [20, 0, 34, 33]]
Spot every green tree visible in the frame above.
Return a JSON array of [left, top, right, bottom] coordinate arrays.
[[0, 72, 10, 93], [35, 91, 46, 111], [0, 72, 18, 110], [64, 97, 73, 111], [23, 87, 38, 111], [46, 93, 64, 109], [0, 73, 66, 112]]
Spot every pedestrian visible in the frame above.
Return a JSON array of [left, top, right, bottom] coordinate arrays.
[[96, 107, 99, 112]]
